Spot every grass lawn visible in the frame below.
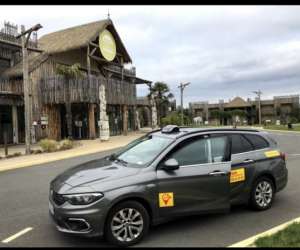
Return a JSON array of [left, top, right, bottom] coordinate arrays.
[[254, 222, 300, 247], [264, 124, 300, 131]]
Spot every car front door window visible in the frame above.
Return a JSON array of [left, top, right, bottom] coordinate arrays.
[[168, 135, 228, 166]]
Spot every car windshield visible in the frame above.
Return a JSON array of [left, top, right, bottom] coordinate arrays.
[[114, 135, 173, 167]]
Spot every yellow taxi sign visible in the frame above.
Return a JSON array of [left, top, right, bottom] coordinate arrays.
[[264, 150, 280, 158], [159, 192, 174, 207], [230, 168, 245, 183]]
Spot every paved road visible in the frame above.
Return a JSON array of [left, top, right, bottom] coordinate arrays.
[[1, 131, 300, 247]]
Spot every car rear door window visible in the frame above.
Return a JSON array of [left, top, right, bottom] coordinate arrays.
[[210, 136, 228, 163], [243, 134, 269, 150], [230, 134, 253, 154]]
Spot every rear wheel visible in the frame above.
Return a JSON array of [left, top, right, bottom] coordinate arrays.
[[105, 201, 150, 247], [250, 177, 275, 211]]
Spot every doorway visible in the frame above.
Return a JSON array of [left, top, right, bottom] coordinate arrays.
[[0, 105, 13, 144]]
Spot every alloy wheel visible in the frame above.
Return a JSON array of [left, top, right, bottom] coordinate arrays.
[[255, 180, 273, 208], [111, 208, 144, 242]]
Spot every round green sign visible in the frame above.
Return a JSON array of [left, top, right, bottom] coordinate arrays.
[[99, 29, 116, 62]]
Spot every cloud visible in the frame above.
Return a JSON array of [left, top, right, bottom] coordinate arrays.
[[1, 5, 300, 106]]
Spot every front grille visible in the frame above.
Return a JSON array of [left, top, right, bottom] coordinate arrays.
[[52, 191, 66, 206]]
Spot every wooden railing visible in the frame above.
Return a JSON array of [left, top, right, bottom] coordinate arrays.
[[40, 75, 137, 105], [136, 97, 150, 106], [40, 75, 99, 104], [0, 78, 23, 95]]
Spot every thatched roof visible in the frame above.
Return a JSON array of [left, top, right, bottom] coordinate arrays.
[[225, 97, 251, 108], [1, 19, 132, 78], [39, 19, 131, 63], [2, 52, 49, 78]]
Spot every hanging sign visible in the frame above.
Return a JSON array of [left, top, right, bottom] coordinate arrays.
[[99, 29, 116, 62]]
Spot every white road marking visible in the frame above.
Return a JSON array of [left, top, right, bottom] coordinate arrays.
[[288, 153, 300, 156], [1, 227, 33, 243]]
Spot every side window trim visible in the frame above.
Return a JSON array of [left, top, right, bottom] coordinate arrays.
[[180, 161, 231, 168], [231, 147, 269, 156]]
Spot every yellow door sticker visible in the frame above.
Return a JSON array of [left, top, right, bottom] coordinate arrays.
[[230, 168, 245, 183], [159, 192, 174, 207], [264, 150, 280, 158]]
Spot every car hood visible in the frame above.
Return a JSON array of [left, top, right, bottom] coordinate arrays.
[[52, 157, 141, 191]]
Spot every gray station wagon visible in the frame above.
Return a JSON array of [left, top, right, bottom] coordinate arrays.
[[49, 125, 288, 246]]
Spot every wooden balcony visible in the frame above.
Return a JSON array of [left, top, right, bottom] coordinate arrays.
[[40, 75, 137, 106], [0, 78, 23, 95]]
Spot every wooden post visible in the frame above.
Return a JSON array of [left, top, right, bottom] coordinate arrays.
[[4, 128, 8, 157], [88, 104, 96, 139], [21, 25, 31, 154], [123, 105, 128, 136], [65, 102, 72, 139], [86, 45, 96, 139], [12, 105, 19, 144]]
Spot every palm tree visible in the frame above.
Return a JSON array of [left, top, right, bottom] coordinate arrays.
[[148, 82, 174, 126]]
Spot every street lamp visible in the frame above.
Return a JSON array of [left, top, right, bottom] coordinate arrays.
[[16, 24, 42, 155], [178, 82, 190, 126], [253, 90, 262, 126]]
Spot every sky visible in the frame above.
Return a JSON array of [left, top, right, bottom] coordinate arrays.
[[1, 5, 300, 107]]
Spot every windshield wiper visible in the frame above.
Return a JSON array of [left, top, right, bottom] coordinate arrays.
[[114, 158, 128, 166]]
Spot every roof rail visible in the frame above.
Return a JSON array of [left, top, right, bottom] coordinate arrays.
[[176, 127, 260, 139]]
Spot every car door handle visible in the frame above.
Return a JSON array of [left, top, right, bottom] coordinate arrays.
[[209, 171, 227, 176], [243, 159, 254, 164]]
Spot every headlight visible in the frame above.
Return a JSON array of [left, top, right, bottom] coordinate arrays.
[[63, 192, 104, 205]]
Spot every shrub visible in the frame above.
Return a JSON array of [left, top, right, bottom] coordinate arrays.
[[39, 139, 59, 153], [161, 112, 191, 126], [59, 139, 74, 151]]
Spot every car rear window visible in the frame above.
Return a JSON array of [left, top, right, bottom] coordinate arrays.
[[243, 134, 269, 150], [230, 134, 253, 154]]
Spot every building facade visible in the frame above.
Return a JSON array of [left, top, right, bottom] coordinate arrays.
[[0, 19, 152, 144], [190, 95, 300, 125]]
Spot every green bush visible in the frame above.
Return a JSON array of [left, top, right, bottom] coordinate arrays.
[[59, 139, 74, 150], [39, 139, 59, 153], [161, 112, 191, 126], [289, 117, 299, 124]]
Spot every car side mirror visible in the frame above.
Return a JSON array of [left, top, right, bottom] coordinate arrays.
[[162, 158, 180, 171]]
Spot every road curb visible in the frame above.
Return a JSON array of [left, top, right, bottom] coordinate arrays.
[[228, 216, 300, 247]]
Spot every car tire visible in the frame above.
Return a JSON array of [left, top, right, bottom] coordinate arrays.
[[249, 176, 275, 211], [105, 200, 150, 247]]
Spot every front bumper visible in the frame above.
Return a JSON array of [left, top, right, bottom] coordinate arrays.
[[49, 196, 108, 237]]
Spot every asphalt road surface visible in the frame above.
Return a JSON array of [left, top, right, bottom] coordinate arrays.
[[1, 131, 300, 247]]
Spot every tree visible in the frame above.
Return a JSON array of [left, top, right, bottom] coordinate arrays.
[[290, 106, 300, 123], [148, 82, 174, 126], [231, 109, 247, 126], [210, 110, 221, 125], [161, 111, 191, 126]]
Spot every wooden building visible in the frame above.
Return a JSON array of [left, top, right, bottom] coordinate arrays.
[[0, 19, 152, 144]]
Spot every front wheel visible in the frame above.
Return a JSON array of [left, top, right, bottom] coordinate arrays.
[[105, 201, 150, 247], [250, 177, 275, 211]]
